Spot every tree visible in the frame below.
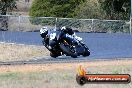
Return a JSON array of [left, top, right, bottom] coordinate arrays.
[[99, 0, 130, 20], [76, 0, 102, 19], [0, 0, 17, 15], [0, 0, 17, 31], [113, 0, 125, 12], [29, 0, 86, 18]]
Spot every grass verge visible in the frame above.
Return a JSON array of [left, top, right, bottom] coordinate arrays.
[[0, 59, 131, 88]]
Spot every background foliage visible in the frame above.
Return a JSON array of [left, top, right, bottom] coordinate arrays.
[[0, 0, 17, 15], [0, 0, 130, 20], [29, 0, 86, 18], [29, 0, 130, 20], [99, 0, 130, 20]]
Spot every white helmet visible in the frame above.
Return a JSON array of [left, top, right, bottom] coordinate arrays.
[[40, 27, 48, 34], [61, 26, 66, 30]]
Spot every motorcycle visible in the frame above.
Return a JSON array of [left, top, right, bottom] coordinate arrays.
[[42, 29, 90, 58]]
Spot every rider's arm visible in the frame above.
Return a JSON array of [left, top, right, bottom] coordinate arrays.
[[64, 28, 74, 35]]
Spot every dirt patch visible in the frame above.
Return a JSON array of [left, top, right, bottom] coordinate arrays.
[[0, 59, 132, 73], [0, 43, 50, 61]]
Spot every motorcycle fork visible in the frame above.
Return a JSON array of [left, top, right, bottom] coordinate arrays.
[[64, 39, 77, 53]]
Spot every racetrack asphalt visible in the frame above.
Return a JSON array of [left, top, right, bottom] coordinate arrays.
[[0, 31, 132, 60]]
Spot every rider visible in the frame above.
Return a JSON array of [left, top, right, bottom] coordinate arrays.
[[40, 26, 52, 49], [40, 26, 81, 50]]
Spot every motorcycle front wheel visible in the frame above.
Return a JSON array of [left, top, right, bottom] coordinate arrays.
[[82, 44, 90, 56], [50, 52, 57, 58]]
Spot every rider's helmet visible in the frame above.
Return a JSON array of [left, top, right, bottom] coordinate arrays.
[[61, 26, 66, 30], [40, 27, 48, 38]]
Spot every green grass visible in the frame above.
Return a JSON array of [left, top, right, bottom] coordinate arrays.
[[0, 72, 19, 79]]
